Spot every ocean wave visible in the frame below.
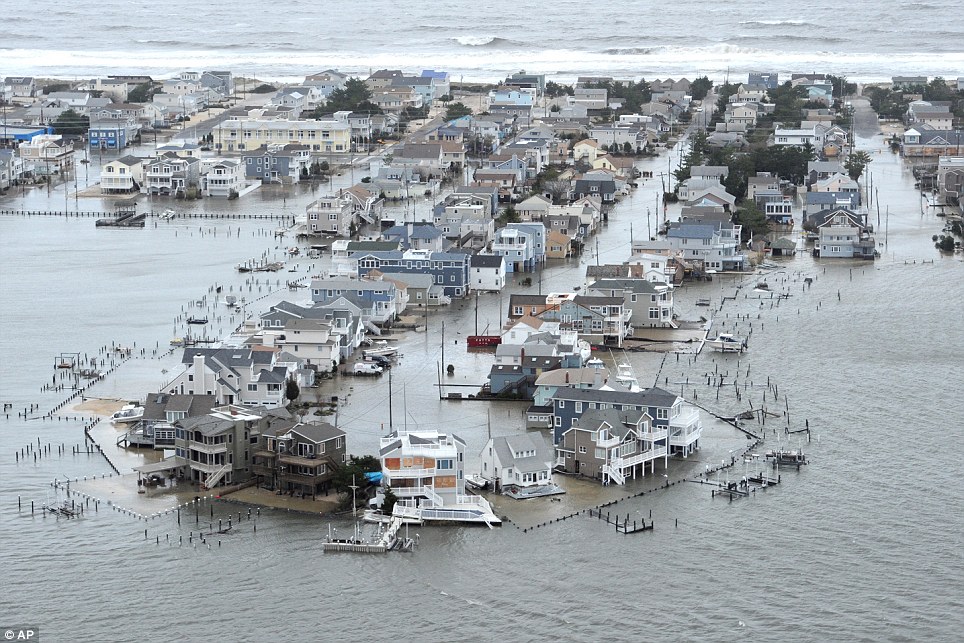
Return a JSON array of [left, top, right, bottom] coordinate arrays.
[[740, 19, 813, 27], [451, 35, 519, 48], [603, 47, 655, 56]]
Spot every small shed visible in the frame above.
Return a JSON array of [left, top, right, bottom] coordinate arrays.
[[770, 237, 797, 256]]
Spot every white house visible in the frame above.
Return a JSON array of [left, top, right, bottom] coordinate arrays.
[[378, 429, 500, 524], [166, 348, 293, 407], [468, 253, 507, 292], [201, 160, 245, 198], [100, 155, 143, 194], [479, 433, 556, 492]]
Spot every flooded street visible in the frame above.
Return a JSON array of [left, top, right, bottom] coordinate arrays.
[[1, 116, 962, 641]]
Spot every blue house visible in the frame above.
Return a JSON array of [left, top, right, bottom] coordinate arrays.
[[309, 276, 398, 325], [354, 249, 469, 298], [88, 122, 131, 149], [549, 386, 702, 456]]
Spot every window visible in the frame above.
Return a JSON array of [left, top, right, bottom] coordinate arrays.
[[247, 384, 258, 392], [437, 459, 453, 470], [575, 402, 582, 413], [657, 408, 669, 420], [579, 446, 587, 454]]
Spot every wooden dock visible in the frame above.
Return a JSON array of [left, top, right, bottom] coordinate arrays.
[[588, 508, 654, 534]]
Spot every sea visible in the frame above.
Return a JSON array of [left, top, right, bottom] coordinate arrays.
[[2, 7, 964, 641], [2, 0, 964, 83]]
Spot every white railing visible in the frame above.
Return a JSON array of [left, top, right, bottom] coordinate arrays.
[[189, 441, 228, 455], [670, 406, 702, 431], [392, 503, 423, 520], [203, 462, 232, 489], [190, 460, 226, 474], [383, 467, 437, 479], [596, 435, 620, 449], [393, 485, 444, 507], [641, 428, 669, 442], [456, 494, 490, 508], [669, 426, 703, 447]]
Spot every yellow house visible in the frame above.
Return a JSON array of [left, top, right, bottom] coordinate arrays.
[[213, 118, 351, 153], [546, 229, 573, 258], [572, 138, 600, 163], [100, 155, 143, 194]]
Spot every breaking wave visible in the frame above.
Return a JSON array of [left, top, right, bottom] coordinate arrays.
[[452, 35, 519, 48]]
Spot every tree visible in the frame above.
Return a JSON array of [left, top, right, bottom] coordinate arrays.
[[444, 102, 473, 120], [935, 235, 956, 252], [251, 83, 277, 94], [545, 81, 574, 98], [51, 109, 89, 136], [733, 201, 769, 242], [318, 78, 382, 114], [690, 76, 713, 101], [844, 151, 872, 181], [128, 82, 155, 103], [331, 455, 381, 493], [380, 487, 398, 515], [285, 378, 300, 403]]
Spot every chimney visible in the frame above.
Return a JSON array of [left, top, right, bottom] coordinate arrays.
[[565, 371, 570, 384]]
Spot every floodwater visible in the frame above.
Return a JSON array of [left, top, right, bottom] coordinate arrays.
[[1, 104, 962, 642]]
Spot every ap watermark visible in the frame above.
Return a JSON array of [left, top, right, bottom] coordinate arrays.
[[2, 627, 39, 641]]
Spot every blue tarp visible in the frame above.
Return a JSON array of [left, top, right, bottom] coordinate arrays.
[[364, 472, 383, 484]]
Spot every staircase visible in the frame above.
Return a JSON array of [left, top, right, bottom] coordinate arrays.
[[602, 462, 626, 486], [203, 462, 231, 489]]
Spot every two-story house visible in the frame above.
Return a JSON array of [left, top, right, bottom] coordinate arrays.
[[253, 421, 346, 497]]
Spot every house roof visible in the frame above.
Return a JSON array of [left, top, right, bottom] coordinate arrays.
[[470, 254, 505, 268]]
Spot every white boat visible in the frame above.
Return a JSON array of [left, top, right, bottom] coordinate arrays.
[[158, 208, 176, 220], [224, 295, 237, 306], [613, 362, 642, 392], [465, 474, 490, 491], [704, 333, 747, 353], [111, 404, 144, 424]]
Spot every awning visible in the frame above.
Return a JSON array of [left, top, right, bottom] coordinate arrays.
[[134, 456, 186, 475]]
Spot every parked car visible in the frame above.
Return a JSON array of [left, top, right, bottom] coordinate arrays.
[[369, 355, 391, 367], [352, 362, 383, 375]]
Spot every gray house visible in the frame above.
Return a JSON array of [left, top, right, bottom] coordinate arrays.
[[253, 421, 346, 497], [585, 278, 675, 330]]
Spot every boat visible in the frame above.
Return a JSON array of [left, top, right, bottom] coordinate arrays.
[[170, 337, 184, 347], [704, 333, 747, 353], [467, 335, 501, 347], [465, 474, 490, 491], [503, 483, 566, 499], [613, 362, 642, 392], [158, 208, 176, 220], [765, 449, 808, 468], [224, 295, 237, 306], [111, 404, 144, 424], [696, 298, 711, 306], [288, 246, 300, 256], [236, 265, 252, 273], [186, 317, 208, 325], [362, 346, 398, 358]]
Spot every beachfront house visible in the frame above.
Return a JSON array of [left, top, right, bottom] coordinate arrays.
[[100, 155, 143, 194], [468, 254, 506, 292], [166, 348, 292, 408], [550, 386, 702, 458], [479, 433, 555, 492], [253, 422, 346, 497], [354, 249, 469, 299], [379, 429, 500, 524], [814, 208, 877, 259], [585, 278, 675, 330], [556, 407, 667, 485], [143, 153, 201, 197]]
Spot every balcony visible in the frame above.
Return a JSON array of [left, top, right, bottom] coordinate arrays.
[[384, 467, 437, 479], [189, 441, 228, 455], [189, 459, 228, 474]]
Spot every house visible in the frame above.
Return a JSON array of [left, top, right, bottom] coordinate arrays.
[[382, 222, 445, 252], [773, 126, 826, 148], [310, 276, 399, 326], [479, 433, 555, 492], [213, 118, 351, 154], [305, 194, 354, 236], [303, 69, 348, 97], [242, 144, 311, 184], [556, 407, 667, 485], [0, 150, 25, 190], [572, 178, 616, 203], [686, 186, 737, 211], [814, 208, 876, 259], [535, 294, 629, 348], [372, 86, 423, 112], [201, 160, 244, 197], [550, 386, 702, 457], [936, 156, 964, 205], [88, 119, 138, 149], [469, 254, 506, 291], [366, 69, 404, 91], [165, 405, 293, 489], [17, 134, 75, 175], [804, 191, 860, 217], [260, 301, 365, 361], [390, 76, 436, 106], [492, 226, 536, 273], [748, 72, 779, 90], [665, 220, 746, 272], [100, 155, 143, 194], [253, 422, 346, 496], [355, 249, 469, 298], [586, 278, 675, 330], [143, 153, 201, 196], [901, 127, 964, 157], [166, 348, 292, 407], [572, 139, 601, 163], [5, 76, 36, 98], [378, 429, 500, 524], [807, 161, 845, 187], [272, 318, 339, 373], [812, 172, 859, 195], [892, 76, 927, 90]]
